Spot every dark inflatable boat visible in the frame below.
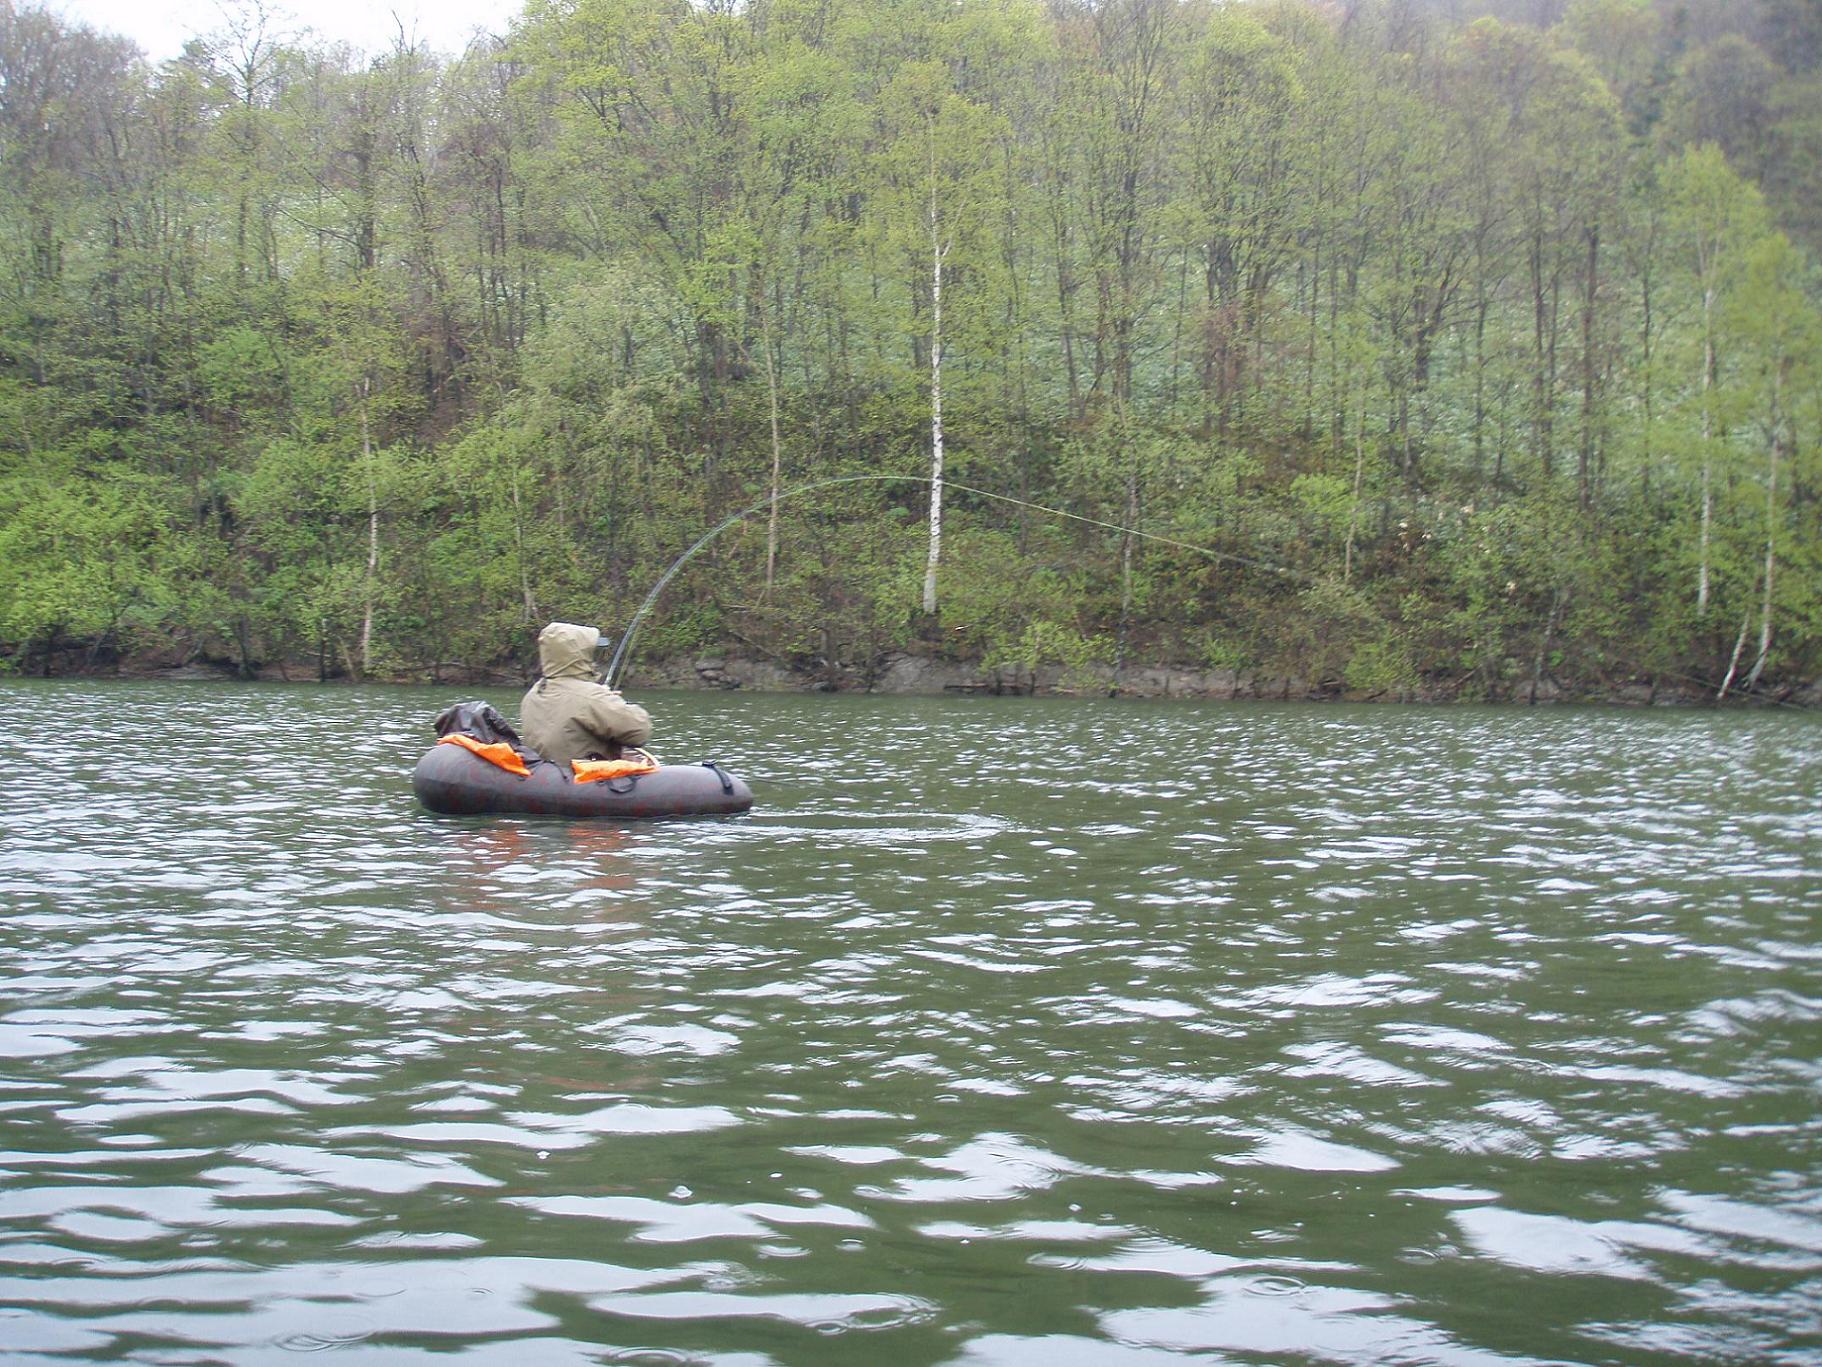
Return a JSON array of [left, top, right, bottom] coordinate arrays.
[[413, 742, 752, 819], [412, 700, 753, 820]]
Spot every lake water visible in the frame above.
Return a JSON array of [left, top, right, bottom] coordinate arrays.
[[1, 679, 1818, 1365]]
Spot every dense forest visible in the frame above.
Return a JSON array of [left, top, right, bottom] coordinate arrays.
[[2, 0, 1818, 699]]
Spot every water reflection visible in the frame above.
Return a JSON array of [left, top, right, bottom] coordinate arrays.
[[0, 681, 1817, 1364]]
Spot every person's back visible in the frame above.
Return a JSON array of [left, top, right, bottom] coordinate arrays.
[[520, 622, 653, 766]]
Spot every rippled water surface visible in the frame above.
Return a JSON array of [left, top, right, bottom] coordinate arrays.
[[1, 680, 1819, 1365]]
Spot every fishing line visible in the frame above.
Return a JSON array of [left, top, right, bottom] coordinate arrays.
[[602, 473, 1309, 688], [599, 473, 1806, 710]]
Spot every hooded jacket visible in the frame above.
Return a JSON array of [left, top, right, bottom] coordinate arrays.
[[520, 622, 653, 766]]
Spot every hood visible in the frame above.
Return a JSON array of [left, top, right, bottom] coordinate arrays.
[[536, 621, 605, 680]]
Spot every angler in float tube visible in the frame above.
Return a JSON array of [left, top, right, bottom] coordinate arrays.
[[521, 622, 654, 766]]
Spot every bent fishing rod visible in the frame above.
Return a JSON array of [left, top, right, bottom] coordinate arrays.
[[601, 473, 1307, 690]]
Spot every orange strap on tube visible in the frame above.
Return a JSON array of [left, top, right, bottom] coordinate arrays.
[[437, 733, 531, 777], [571, 757, 659, 784]]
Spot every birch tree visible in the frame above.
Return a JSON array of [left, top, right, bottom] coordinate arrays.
[[1666, 146, 1770, 618], [1720, 229, 1817, 695], [872, 59, 1005, 616]]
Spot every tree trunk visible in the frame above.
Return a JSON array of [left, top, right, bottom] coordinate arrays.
[[1111, 465, 1139, 696], [511, 466, 537, 624], [922, 124, 946, 618], [1698, 286, 1715, 616], [761, 302, 784, 602], [235, 615, 255, 680], [1531, 226, 1552, 478], [1578, 224, 1599, 508], [1472, 286, 1488, 485], [1744, 366, 1783, 693], [1717, 611, 1750, 701], [1638, 263, 1654, 493], [1529, 588, 1566, 705], [1345, 400, 1366, 583], [358, 378, 378, 681]]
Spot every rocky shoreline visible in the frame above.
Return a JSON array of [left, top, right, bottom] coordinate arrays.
[[33, 649, 1815, 708], [624, 653, 1812, 707]]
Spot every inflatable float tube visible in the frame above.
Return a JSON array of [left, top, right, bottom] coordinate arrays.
[[412, 743, 753, 819]]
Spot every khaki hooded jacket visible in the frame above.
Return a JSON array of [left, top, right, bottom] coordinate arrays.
[[520, 622, 653, 765]]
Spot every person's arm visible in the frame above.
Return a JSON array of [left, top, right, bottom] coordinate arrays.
[[586, 688, 653, 747]]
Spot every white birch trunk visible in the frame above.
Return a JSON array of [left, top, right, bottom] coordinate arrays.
[[1744, 368, 1781, 693], [1717, 611, 1750, 700], [1697, 287, 1714, 616], [358, 377, 378, 680], [922, 123, 945, 617]]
